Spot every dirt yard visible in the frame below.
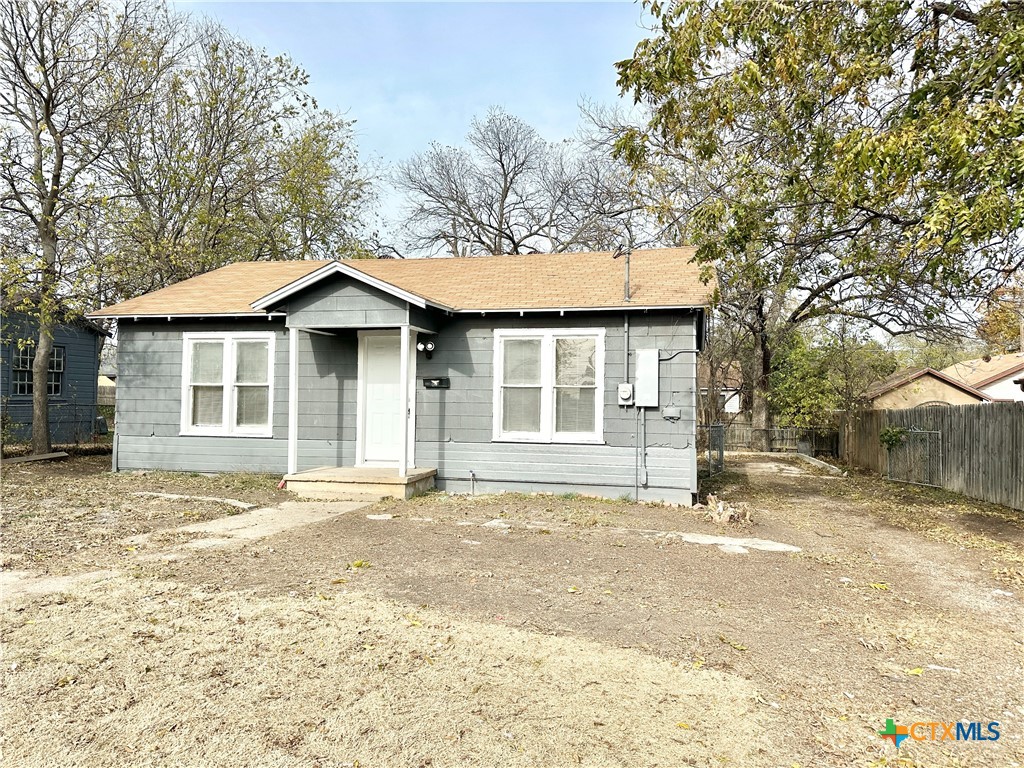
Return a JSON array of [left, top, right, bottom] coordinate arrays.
[[1, 454, 1022, 767]]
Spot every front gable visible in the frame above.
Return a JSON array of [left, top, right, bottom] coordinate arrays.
[[283, 274, 410, 329], [273, 274, 442, 333]]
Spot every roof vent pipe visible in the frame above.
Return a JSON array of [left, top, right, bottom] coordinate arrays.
[[613, 244, 631, 302]]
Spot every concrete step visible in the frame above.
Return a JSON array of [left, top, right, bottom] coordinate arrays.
[[283, 466, 436, 501], [284, 482, 388, 502]]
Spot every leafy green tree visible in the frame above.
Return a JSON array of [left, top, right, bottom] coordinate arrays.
[[770, 322, 899, 427], [614, 0, 1024, 447], [2, 2, 374, 452], [977, 283, 1023, 353], [261, 113, 374, 261]]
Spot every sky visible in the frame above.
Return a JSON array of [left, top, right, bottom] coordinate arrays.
[[173, 1, 653, 244]]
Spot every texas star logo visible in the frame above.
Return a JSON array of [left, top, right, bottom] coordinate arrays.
[[878, 718, 1000, 746], [878, 719, 910, 748]]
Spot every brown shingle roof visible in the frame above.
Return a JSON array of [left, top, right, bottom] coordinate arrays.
[[89, 248, 712, 317], [90, 261, 325, 317], [941, 354, 1024, 389]]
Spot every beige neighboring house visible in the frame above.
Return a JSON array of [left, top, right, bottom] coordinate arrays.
[[941, 353, 1024, 402], [862, 367, 992, 410]]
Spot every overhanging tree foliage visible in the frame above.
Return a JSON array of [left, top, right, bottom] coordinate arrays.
[[977, 280, 1024, 352], [615, 0, 1023, 446]]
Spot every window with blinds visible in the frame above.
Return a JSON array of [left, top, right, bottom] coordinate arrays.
[[493, 329, 604, 443], [182, 333, 274, 436]]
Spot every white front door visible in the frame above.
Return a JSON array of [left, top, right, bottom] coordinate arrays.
[[360, 334, 402, 464]]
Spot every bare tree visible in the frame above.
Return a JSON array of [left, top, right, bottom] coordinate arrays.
[[0, 0, 178, 454], [393, 107, 650, 257]]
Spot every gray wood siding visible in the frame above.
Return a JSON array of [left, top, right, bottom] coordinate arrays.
[[115, 321, 354, 472], [116, 319, 289, 440], [285, 276, 408, 328], [115, 436, 354, 473], [1, 312, 101, 443], [415, 313, 698, 449], [414, 312, 698, 497], [418, 443, 692, 503], [113, 310, 699, 500]]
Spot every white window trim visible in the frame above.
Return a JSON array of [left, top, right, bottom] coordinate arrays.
[[180, 331, 276, 438], [492, 327, 605, 445], [11, 344, 65, 398]]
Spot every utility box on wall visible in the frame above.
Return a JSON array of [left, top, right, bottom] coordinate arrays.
[[634, 349, 660, 407]]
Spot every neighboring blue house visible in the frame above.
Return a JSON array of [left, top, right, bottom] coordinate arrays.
[[90, 249, 711, 504], [0, 310, 107, 444]]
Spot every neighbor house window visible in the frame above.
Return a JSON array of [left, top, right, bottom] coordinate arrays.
[[493, 328, 604, 443], [181, 332, 274, 436], [11, 344, 64, 397]]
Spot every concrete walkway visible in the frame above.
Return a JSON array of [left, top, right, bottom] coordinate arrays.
[[1, 499, 368, 601], [127, 500, 367, 553]]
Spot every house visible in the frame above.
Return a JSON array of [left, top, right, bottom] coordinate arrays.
[[698, 359, 744, 417], [862, 367, 992, 410], [88, 248, 711, 504], [941, 354, 1024, 402], [1, 309, 108, 443]]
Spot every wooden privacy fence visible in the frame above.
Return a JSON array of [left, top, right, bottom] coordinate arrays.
[[725, 421, 840, 456], [98, 383, 116, 406], [840, 402, 1024, 511]]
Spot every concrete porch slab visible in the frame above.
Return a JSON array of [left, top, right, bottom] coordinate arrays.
[[284, 466, 436, 501]]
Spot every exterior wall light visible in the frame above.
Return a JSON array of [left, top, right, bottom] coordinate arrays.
[[417, 340, 436, 358]]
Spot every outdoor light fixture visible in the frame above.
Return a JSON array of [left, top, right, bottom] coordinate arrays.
[[417, 340, 436, 358]]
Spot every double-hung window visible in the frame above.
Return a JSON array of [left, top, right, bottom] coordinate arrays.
[[181, 332, 274, 436], [11, 344, 64, 397], [493, 328, 604, 443]]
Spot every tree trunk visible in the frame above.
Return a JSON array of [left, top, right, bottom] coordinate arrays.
[[31, 315, 55, 455], [31, 226, 58, 455], [750, 326, 773, 451]]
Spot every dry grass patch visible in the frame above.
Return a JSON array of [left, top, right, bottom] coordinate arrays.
[[0, 457, 288, 574], [375, 490, 708, 533], [2, 575, 768, 768]]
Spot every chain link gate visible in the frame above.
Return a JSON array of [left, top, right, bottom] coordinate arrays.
[[697, 423, 725, 476], [887, 428, 942, 487], [708, 423, 724, 475]]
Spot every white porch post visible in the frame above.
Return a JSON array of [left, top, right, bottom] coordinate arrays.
[[398, 324, 410, 477], [287, 326, 299, 475]]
